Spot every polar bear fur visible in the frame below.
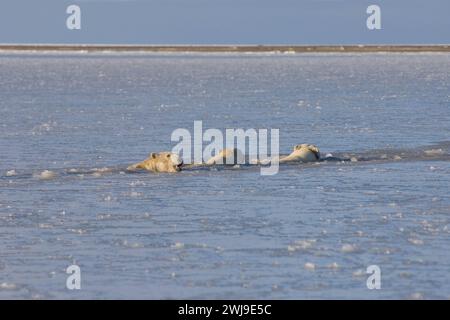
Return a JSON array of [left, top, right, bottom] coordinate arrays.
[[279, 144, 320, 163], [127, 152, 183, 173], [205, 148, 245, 165]]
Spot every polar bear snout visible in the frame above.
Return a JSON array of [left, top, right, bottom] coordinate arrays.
[[169, 154, 183, 166], [168, 153, 183, 171]]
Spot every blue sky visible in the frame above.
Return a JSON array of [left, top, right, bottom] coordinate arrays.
[[0, 0, 449, 44]]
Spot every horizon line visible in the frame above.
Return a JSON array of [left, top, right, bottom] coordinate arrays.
[[0, 44, 449, 53]]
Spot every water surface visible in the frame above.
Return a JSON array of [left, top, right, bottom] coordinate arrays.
[[0, 52, 449, 299]]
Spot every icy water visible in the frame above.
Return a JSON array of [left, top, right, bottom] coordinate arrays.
[[0, 52, 449, 299]]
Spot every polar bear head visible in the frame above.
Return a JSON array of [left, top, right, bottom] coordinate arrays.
[[126, 152, 183, 173], [150, 152, 183, 172], [293, 144, 321, 161]]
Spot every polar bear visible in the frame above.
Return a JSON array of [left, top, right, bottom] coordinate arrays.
[[279, 144, 320, 163], [127, 152, 183, 173], [205, 148, 245, 165], [204, 145, 320, 166]]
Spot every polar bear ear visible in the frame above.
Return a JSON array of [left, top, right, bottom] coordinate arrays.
[[150, 153, 157, 159]]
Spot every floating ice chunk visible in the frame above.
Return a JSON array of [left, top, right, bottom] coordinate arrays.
[[68, 228, 87, 235], [389, 202, 397, 207], [394, 212, 403, 218], [424, 149, 444, 156], [296, 239, 316, 249], [92, 167, 112, 173], [409, 292, 424, 300], [408, 238, 424, 245], [297, 100, 305, 107], [341, 244, 358, 253], [128, 191, 142, 198], [38, 223, 52, 229], [352, 269, 365, 277], [32, 122, 56, 135], [34, 170, 56, 180], [171, 242, 185, 249], [91, 167, 113, 177], [129, 180, 146, 187], [288, 239, 316, 252], [97, 213, 112, 220], [121, 240, 143, 248], [5, 170, 17, 177], [327, 262, 339, 270], [259, 158, 274, 165], [304, 262, 316, 271], [0, 282, 17, 290]]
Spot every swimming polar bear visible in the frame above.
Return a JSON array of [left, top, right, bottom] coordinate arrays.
[[203, 144, 320, 166], [127, 152, 183, 173], [203, 145, 320, 166], [279, 144, 320, 163]]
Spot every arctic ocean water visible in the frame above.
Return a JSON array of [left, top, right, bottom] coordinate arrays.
[[0, 52, 449, 299]]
